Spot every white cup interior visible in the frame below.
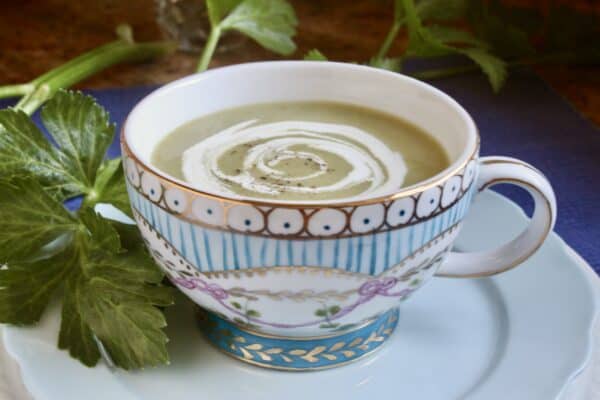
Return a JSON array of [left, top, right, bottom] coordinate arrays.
[[124, 61, 478, 202]]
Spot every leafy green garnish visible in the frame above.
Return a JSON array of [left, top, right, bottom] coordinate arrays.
[[206, 0, 241, 27], [0, 109, 82, 199], [60, 225, 172, 369], [41, 90, 115, 189], [0, 251, 72, 325], [0, 90, 132, 215], [198, 0, 298, 71], [400, 0, 507, 91], [59, 269, 102, 366], [219, 0, 297, 55], [459, 47, 507, 92], [0, 178, 77, 263], [304, 49, 328, 61], [0, 91, 174, 370], [366, 0, 599, 91], [368, 57, 402, 72], [87, 158, 133, 218], [415, 0, 468, 21]]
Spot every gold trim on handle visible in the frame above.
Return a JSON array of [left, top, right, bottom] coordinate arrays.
[[435, 161, 554, 278]]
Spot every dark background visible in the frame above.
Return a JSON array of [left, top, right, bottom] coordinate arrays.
[[1, 0, 599, 272]]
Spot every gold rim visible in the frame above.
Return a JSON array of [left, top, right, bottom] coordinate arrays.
[[475, 158, 547, 178], [120, 130, 480, 210], [127, 166, 474, 239]]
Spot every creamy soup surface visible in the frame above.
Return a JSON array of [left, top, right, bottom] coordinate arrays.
[[151, 101, 450, 201]]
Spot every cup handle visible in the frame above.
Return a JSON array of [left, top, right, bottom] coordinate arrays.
[[436, 156, 557, 278]]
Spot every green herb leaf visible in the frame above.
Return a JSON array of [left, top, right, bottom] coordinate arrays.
[[393, 0, 405, 22], [465, 1, 535, 59], [415, 0, 467, 21], [0, 109, 80, 199], [426, 25, 488, 49], [304, 49, 328, 61], [78, 208, 122, 253], [89, 158, 133, 218], [220, 0, 298, 55], [59, 268, 101, 367], [400, 0, 507, 91], [89, 246, 167, 285], [402, 0, 451, 57], [0, 177, 77, 263], [56, 213, 172, 369], [368, 56, 402, 72], [77, 249, 173, 369], [0, 91, 119, 200], [0, 251, 71, 325], [206, 0, 242, 27], [108, 220, 145, 251], [459, 47, 507, 92], [0, 90, 173, 370], [41, 90, 115, 189]]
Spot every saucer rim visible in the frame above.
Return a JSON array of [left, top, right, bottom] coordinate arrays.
[[2, 191, 599, 400]]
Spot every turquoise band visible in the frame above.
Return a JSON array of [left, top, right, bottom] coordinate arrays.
[[197, 308, 399, 371]]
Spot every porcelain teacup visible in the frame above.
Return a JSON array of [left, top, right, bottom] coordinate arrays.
[[121, 61, 556, 371]]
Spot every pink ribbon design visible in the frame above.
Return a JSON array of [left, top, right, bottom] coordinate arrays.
[[172, 275, 413, 329]]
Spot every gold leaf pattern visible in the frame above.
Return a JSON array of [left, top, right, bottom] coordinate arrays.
[[289, 349, 307, 356], [245, 344, 263, 350], [329, 342, 346, 351], [301, 346, 327, 362], [239, 347, 254, 360], [349, 338, 362, 347], [256, 352, 272, 361], [342, 350, 355, 358], [322, 354, 337, 361]]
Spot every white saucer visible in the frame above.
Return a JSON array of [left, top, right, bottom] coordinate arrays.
[[2, 191, 599, 400]]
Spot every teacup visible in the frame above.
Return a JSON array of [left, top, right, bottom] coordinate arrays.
[[121, 62, 556, 371]]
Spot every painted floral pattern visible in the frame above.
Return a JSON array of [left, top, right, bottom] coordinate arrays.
[[173, 275, 416, 330]]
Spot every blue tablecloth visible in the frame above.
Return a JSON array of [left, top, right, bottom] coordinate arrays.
[[2, 70, 599, 273]]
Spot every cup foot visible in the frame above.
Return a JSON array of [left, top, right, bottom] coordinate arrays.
[[196, 308, 399, 371]]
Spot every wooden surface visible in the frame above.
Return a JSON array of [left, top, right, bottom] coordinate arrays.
[[1, 0, 599, 126]]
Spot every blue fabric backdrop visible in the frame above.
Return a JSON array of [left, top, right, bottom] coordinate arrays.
[[2, 70, 598, 273]]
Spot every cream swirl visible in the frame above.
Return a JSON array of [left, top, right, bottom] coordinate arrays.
[[182, 120, 406, 201]]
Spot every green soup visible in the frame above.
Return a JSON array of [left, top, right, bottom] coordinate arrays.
[[151, 101, 449, 201]]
